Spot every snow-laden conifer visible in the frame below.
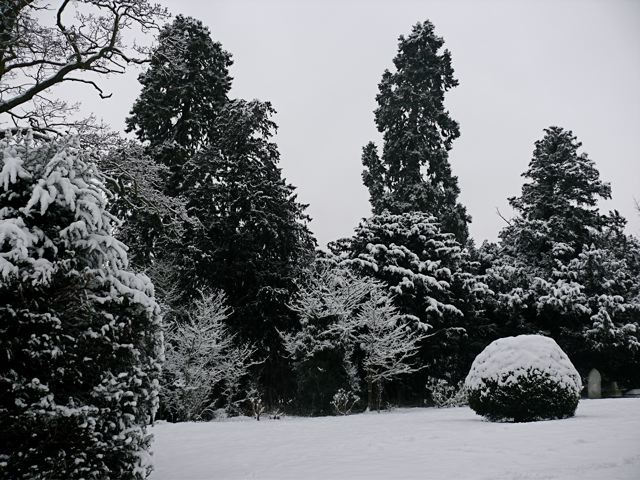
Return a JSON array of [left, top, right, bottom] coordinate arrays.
[[127, 18, 316, 402], [484, 127, 640, 384], [332, 211, 489, 380], [0, 131, 163, 479], [126, 15, 233, 194], [361, 20, 469, 242]]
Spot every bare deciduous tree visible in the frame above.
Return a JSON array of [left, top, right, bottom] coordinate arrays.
[[282, 263, 378, 400], [161, 290, 257, 422], [96, 138, 191, 266], [357, 289, 426, 411], [0, 0, 168, 131], [285, 262, 427, 412]]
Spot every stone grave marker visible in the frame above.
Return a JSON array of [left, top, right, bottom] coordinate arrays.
[[587, 368, 601, 399]]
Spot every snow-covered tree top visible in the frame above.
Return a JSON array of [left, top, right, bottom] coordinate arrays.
[[0, 130, 157, 313], [465, 334, 582, 394]]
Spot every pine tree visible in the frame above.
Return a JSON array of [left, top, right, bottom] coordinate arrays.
[[504, 126, 613, 266], [487, 127, 640, 385], [179, 99, 316, 403], [362, 20, 469, 242], [560, 241, 640, 382], [125, 15, 232, 194], [361, 142, 385, 209], [331, 211, 488, 383], [0, 131, 163, 479], [126, 15, 317, 403]]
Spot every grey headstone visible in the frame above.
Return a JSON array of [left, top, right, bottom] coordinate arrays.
[[608, 381, 622, 398], [587, 368, 601, 399]]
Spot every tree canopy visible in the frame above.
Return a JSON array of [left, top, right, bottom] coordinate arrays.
[[362, 20, 469, 242]]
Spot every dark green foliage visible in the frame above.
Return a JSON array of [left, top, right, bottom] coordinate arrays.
[[126, 15, 233, 194], [467, 370, 580, 422], [126, 16, 316, 403], [331, 211, 488, 383], [503, 126, 614, 266], [361, 142, 385, 209], [484, 127, 640, 386], [295, 349, 352, 416], [343, 22, 484, 398], [0, 133, 162, 479], [362, 20, 469, 242], [178, 99, 316, 402]]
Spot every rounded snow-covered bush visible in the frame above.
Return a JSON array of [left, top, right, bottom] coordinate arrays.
[[465, 335, 581, 422], [0, 131, 163, 479]]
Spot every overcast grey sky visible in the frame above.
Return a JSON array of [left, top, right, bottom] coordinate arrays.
[[60, 0, 640, 247]]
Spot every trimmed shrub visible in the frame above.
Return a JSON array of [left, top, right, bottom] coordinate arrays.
[[465, 335, 581, 422]]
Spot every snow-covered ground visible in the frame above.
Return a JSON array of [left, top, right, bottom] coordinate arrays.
[[151, 398, 640, 480]]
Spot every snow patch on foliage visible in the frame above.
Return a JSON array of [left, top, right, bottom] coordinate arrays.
[[1, 130, 163, 478], [465, 334, 582, 394]]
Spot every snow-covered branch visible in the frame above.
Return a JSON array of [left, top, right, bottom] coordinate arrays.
[[161, 290, 257, 421]]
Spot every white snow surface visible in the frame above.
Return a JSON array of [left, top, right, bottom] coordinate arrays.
[[151, 398, 640, 480], [464, 334, 582, 394]]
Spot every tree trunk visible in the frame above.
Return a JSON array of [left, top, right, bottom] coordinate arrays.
[[367, 378, 373, 411]]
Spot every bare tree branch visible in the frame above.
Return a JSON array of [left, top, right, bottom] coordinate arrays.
[[495, 207, 512, 226], [0, 0, 169, 125], [64, 77, 113, 98]]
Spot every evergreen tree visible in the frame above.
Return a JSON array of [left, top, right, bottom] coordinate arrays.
[[557, 241, 640, 382], [504, 126, 613, 266], [361, 142, 385, 209], [331, 212, 488, 384], [126, 15, 232, 194], [126, 16, 317, 403], [486, 127, 640, 385], [362, 20, 469, 242], [0, 131, 163, 479], [179, 99, 316, 403]]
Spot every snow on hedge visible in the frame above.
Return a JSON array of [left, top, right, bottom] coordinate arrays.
[[465, 334, 582, 394], [0, 130, 163, 479]]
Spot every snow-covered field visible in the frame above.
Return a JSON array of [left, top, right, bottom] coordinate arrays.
[[151, 398, 640, 480]]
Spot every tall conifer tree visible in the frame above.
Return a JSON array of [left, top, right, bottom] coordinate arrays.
[[362, 20, 469, 242], [126, 15, 232, 194], [343, 21, 484, 393], [126, 16, 316, 402], [486, 127, 640, 384], [504, 126, 613, 264], [179, 99, 316, 401]]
